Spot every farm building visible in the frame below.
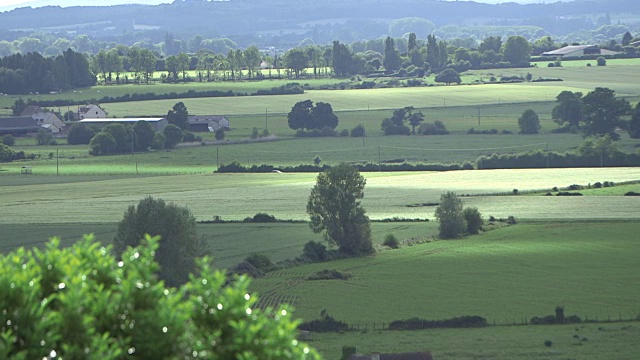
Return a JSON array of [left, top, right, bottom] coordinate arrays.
[[32, 112, 65, 133], [188, 115, 230, 132], [0, 116, 41, 135], [78, 118, 168, 132], [541, 45, 619, 58], [75, 104, 107, 120], [20, 105, 45, 117]]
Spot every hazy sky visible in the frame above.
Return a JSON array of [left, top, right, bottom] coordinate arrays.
[[0, 0, 569, 13]]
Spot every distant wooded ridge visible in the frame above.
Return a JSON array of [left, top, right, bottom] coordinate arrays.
[[0, 0, 638, 49]]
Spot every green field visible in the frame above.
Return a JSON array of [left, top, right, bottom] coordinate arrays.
[[4, 130, 640, 176], [1, 168, 639, 225], [2, 61, 640, 359], [250, 221, 640, 324], [312, 321, 640, 360]]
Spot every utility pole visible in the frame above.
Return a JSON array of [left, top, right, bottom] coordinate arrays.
[[265, 108, 268, 130], [477, 107, 480, 126], [362, 123, 365, 147], [216, 147, 219, 169], [56, 148, 59, 176]]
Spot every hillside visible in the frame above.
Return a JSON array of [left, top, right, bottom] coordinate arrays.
[[0, 0, 638, 47]]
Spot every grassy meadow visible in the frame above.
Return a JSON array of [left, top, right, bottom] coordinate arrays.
[[312, 321, 640, 360], [1, 60, 640, 360], [2, 168, 639, 226], [250, 221, 640, 323]]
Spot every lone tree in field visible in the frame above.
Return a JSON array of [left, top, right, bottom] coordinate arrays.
[[307, 163, 373, 256], [435, 68, 461, 85], [518, 109, 541, 134], [113, 196, 202, 287], [434, 192, 465, 239]]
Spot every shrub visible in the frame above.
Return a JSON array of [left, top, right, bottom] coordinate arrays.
[[36, 129, 53, 146], [339, 129, 349, 137], [0, 236, 318, 359], [383, 234, 400, 249], [302, 241, 328, 262], [88, 132, 117, 155], [313, 155, 322, 165], [245, 212, 277, 222], [2, 134, 15, 146], [151, 132, 165, 150], [215, 127, 225, 140], [299, 311, 350, 332], [351, 123, 365, 137], [596, 56, 606, 66], [388, 316, 488, 330], [250, 127, 259, 139], [182, 130, 196, 142], [544, 340, 553, 347], [163, 124, 183, 149], [418, 121, 449, 135], [0, 143, 15, 162], [244, 253, 277, 273], [307, 269, 351, 280]]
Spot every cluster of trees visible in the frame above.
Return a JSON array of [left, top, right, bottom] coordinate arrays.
[[67, 102, 200, 156], [0, 49, 95, 94], [552, 87, 635, 139], [287, 100, 339, 133], [2, 28, 638, 95], [380, 106, 449, 136], [434, 192, 484, 239]]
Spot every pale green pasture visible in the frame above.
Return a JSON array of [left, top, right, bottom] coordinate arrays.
[[0, 78, 346, 109], [313, 322, 640, 360], [5, 132, 639, 175], [1, 168, 639, 225], [250, 221, 640, 324], [98, 63, 640, 117], [100, 84, 588, 117]]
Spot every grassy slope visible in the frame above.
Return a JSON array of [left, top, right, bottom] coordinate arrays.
[[250, 221, 640, 324], [1, 168, 639, 225], [312, 321, 640, 360]]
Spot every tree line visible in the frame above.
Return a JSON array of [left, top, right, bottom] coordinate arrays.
[[2, 28, 639, 96]]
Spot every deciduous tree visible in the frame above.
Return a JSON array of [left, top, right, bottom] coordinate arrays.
[[501, 35, 531, 65], [552, 91, 583, 129], [113, 197, 201, 287], [628, 102, 640, 139], [307, 164, 373, 256], [434, 191, 465, 239], [167, 101, 189, 130], [518, 109, 541, 134], [163, 124, 183, 149], [67, 122, 96, 145], [133, 120, 155, 151], [581, 87, 631, 139]]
